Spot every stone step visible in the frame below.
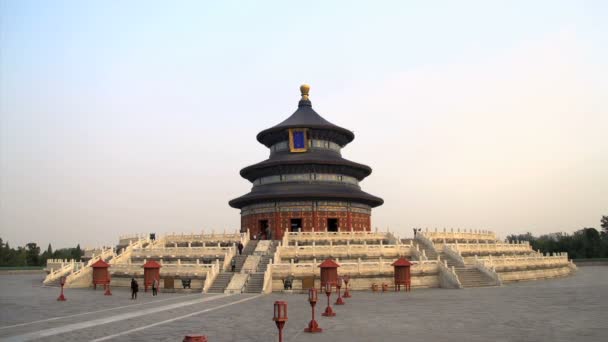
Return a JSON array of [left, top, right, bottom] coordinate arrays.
[[244, 273, 266, 293], [207, 272, 234, 293]]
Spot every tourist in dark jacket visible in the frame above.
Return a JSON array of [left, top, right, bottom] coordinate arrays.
[[131, 278, 139, 299], [237, 242, 244, 255], [152, 278, 159, 296], [231, 258, 236, 272]]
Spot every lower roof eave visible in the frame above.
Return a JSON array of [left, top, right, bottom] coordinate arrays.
[[228, 193, 384, 210]]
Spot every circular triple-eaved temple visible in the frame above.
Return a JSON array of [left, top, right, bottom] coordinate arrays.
[[229, 85, 383, 240]]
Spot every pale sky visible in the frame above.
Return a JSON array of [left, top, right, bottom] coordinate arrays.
[[1, 0, 607, 249]]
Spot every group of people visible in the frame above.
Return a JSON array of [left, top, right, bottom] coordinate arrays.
[[130, 277, 159, 299]]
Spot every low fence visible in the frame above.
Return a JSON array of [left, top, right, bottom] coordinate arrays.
[[271, 259, 438, 278], [131, 246, 233, 259], [572, 258, 608, 266], [446, 242, 534, 256], [275, 244, 414, 262], [419, 229, 497, 243], [475, 254, 572, 272], [282, 230, 393, 246]]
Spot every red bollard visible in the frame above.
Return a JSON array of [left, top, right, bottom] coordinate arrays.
[[57, 276, 67, 301], [321, 282, 335, 317], [343, 274, 352, 298], [273, 301, 288, 342], [335, 277, 345, 305], [104, 283, 112, 296], [304, 288, 322, 333]]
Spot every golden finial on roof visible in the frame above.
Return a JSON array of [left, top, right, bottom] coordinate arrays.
[[300, 84, 310, 101]]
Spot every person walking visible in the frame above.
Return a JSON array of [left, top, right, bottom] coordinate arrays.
[[237, 242, 244, 255], [152, 278, 159, 296], [231, 258, 236, 272], [130, 278, 139, 300]]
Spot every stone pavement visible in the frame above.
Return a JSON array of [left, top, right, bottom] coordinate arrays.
[[1, 267, 606, 341]]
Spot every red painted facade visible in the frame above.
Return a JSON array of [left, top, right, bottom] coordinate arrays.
[[242, 210, 371, 241]]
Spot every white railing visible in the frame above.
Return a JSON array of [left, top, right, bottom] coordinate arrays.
[[420, 228, 497, 242], [437, 259, 462, 289], [442, 245, 466, 266], [472, 256, 502, 286], [203, 260, 221, 293], [44, 260, 79, 284], [448, 242, 534, 256], [275, 244, 413, 262], [221, 246, 236, 271], [163, 230, 242, 244], [62, 246, 115, 286], [284, 230, 392, 244], [109, 262, 216, 276], [262, 262, 273, 294], [131, 246, 233, 259], [241, 229, 250, 247], [271, 259, 438, 278], [110, 237, 147, 265], [475, 253, 571, 272]]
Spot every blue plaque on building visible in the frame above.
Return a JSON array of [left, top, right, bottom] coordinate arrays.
[[289, 128, 308, 152], [293, 131, 305, 149]]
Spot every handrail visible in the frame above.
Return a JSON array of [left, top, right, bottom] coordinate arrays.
[[437, 259, 462, 289], [203, 260, 220, 293], [262, 261, 273, 294], [442, 245, 466, 266]]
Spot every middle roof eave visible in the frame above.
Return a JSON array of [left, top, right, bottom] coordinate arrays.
[[239, 151, 373, 182]]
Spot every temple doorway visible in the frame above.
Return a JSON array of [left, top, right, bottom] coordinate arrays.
[[290, 218, 302, 232], [327, 218, 339, 232], [259, 220, 269, 240]]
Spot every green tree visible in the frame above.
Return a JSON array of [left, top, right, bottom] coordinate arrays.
[[40, 243, 53, 265], [25, 242, 41, 266], [0, 238, 4, 265], [71, 244, 83, 261], [601, 215, 608, 235]]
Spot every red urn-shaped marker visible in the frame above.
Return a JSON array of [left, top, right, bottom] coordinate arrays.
[[335, 276, 345, 305], [304, 288, 323, 333], [273, 301, 288, 342], [321, 282, 335, 317], [342, 274, 352, 298], [57, 276, 67, 301]]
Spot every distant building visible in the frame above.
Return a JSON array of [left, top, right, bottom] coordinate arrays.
[[229, 85, 383, 240]]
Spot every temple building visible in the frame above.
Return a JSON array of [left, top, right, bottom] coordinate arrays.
[[229, 85, 383, 240]]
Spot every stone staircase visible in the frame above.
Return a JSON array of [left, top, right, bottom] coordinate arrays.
[[438, 252, 462, 267], [453, 266, 496, 287], [244, 241, 277, 293], [207, 272, 234, 293], [243, 273, 265, 293], [407, 238, 439, 261], [414, 238, 497, 288], [207, 240, 259, 293]]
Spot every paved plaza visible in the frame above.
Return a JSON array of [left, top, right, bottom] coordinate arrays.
[[1, 267, 607, 342]]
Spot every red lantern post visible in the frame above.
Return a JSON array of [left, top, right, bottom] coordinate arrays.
[[343, 274, 352, 298], [321, 281, 335, 317], [57, 276, 67, 301], [304, 288, 322, 333], [104, 274, 112, 296], [335, 277, 345, 305], [273, 301, 288, 342]]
